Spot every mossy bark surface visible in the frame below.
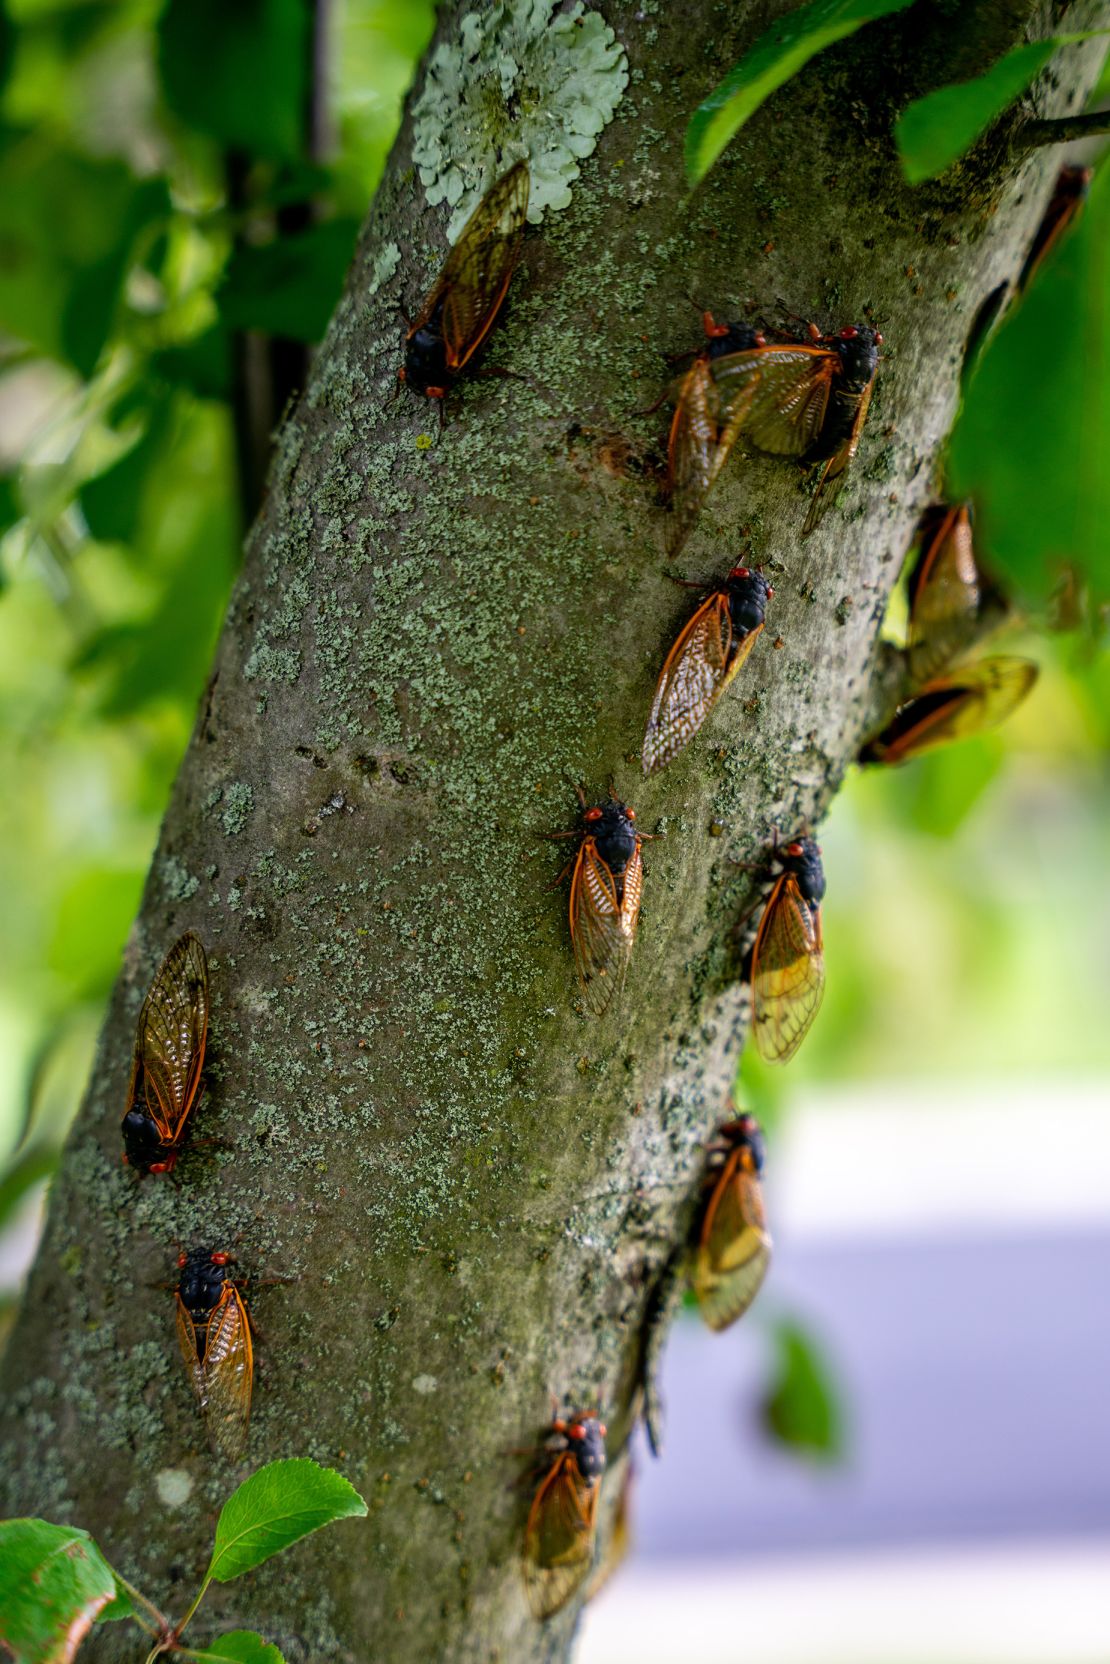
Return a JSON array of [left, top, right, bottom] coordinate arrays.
[[1, 3, 1105, 1660]]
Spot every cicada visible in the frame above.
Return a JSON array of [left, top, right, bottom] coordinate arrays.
[[664, 314, 766, 555], [1019, 164, 1092, 292], [522, 1409, 607, 1620], [692, 1113, 772, 1331], [643, 564, 773, 774], [711, 322, 882, 535], [748, 835, 826, 1066], [906, 503, 980, 682], [399, 159, 530, 409], [174, 1248, 253, 1461], [859, 655, 1038, 766], [121, 930, 209, 1176], [548, 788, 648, 1016]]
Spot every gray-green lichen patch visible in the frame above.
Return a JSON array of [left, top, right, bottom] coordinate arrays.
[[366, 242, 402, 294], [220, 782, 255, 837], [412, 0, 628, 238]]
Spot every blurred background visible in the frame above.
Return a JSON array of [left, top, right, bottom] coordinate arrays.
[[0, 4, 1107, 1660]]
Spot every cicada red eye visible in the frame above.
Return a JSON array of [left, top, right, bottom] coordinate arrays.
[[121, 931, 209, 1178], [401, 160, 530, 404], [177, 1252, 187, 1269], [839, 325, 859, 339], [175, 1246, 253, 1461], [643, 567, 772, 774], [625, 808, 636, 821], [522, 1408, 607, 1620], [584, 807, 603, 822], [692, 1116, 772, 1330], [860, 656, 1038, 766]]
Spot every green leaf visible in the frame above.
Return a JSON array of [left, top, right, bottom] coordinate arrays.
[[685, 0, 914, 186], [206, 1461, 367, 1584], [217, 219, 360, 343], [185, 1631, 285, 1664], [79, 397, 175, 545], [895, 39, 1060, 184], [948, 160, 1110, 614], [158, 0, 309, 162], [896, 32, 1110, 184], [0, 131, 169, 375], [761, 1319, 843, 1459], [46, 867, 146, 998], [152, 327, 232, 401], [0, 1519, 129, 1663], [0, 471, 20, 538], [0, 1146, 58, 1236]]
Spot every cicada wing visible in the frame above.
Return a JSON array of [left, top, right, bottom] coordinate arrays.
[[693, 1154, 772, 1331], [523, 1456, 599, 1619], [175, 1295, 208, 1412], [136, 931, 209, 1143], [751, 875, 825, 1064], [802, 379, 874, 536], [907, 506, 980, 681], [569, 840, 642, 1016], [201, 1285, 254, 1461], [666, 357, 723, 556], [714, 346, 835, 457], [586, 1463, 633, 1603], [863, 656, 1038, 764], [644, 595, 760, 773], [432, 161, 530, 372]]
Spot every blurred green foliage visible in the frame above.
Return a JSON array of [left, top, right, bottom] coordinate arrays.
[[0, 0, 1106, 1426], [0, 0, 435, 1200]]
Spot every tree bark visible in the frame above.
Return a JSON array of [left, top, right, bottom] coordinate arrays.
[[2, 4, 1106, 1660]]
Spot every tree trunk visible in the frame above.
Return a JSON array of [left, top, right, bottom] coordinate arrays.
[[1, 3, 1105, 1660]]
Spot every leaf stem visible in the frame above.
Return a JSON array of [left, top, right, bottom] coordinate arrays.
[[171, 1576, 212, 1645]]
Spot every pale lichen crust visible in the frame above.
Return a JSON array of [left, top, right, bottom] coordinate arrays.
[[412, 0, 628, 239]]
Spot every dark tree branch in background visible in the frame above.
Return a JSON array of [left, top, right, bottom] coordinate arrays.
[[227, 0, 329, 524], [1, 5, 1108, 1663], [1025, 108, 1110, 144]]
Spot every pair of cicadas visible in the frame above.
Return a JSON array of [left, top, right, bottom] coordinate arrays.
[[121, 930, 209, 1176], [665, 312, 882, 552], [547, 788, 649, 1017], [861, 505, 1038, 766], [522, 1408, 607, 1619], [175, 1248, 254, 1461], [400, 159, 530, 412]]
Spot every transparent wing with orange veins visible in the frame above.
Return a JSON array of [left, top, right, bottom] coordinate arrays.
[[523, 1455, 599, 1619], [751, 875, 825, 1065], [429, 160, 530, 372], [174, 1296, 207, 1409], [569, 840, 643, 1016], [201, 1285, 253, 1461], [908, 506, 980, 681], [693, 1154, 772, 1331], [666, 355, 759, 556], [802, 379, 874, 535], [133, 931, 209, 1142], [643, 594, 761, 774], [866, 656, 1038, 764], [712, 346, 836, 456]]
